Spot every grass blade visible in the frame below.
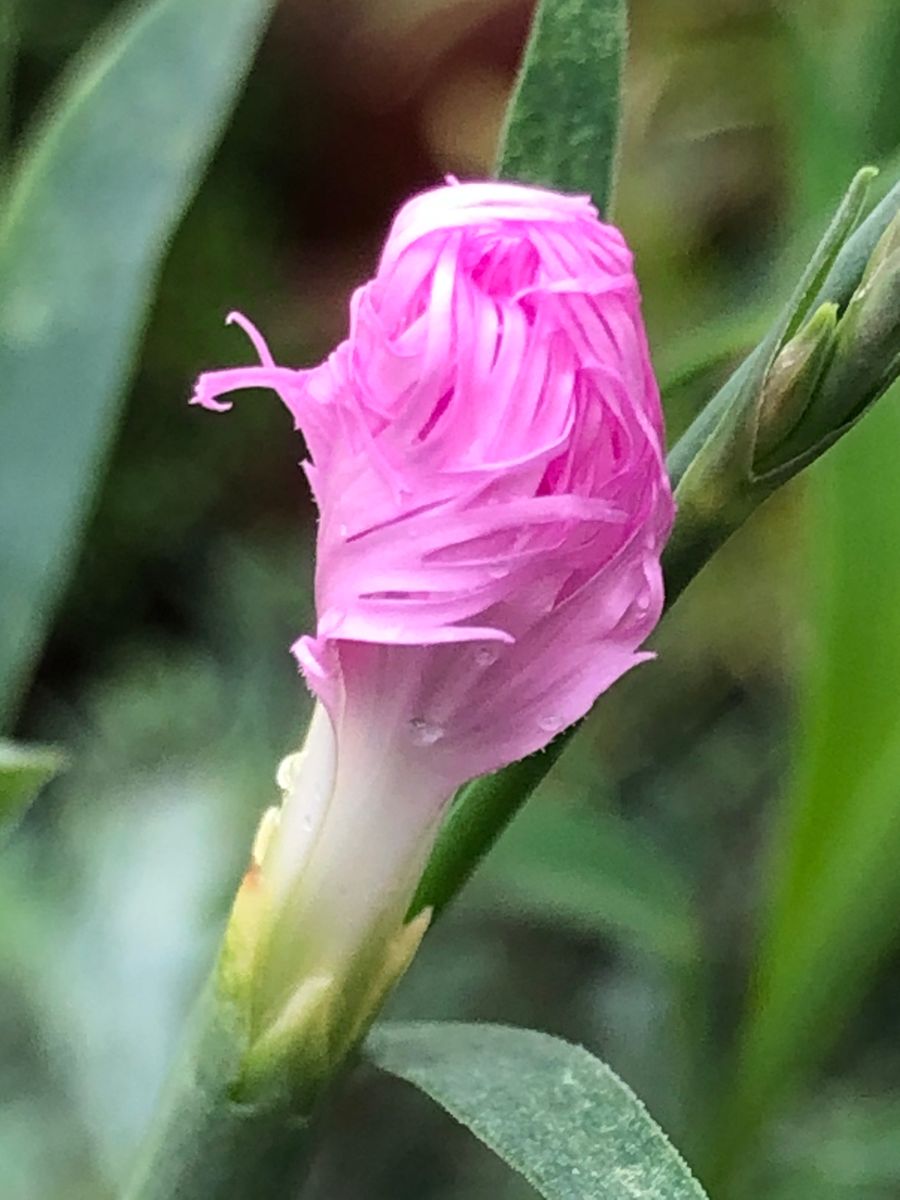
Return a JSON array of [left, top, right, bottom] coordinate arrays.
[[0, 0, 276, 726]]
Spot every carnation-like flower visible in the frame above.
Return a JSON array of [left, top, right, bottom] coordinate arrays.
[[192, 180, 673, 1065]]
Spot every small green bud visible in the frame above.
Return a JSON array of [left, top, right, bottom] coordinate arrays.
[[754, 211, 900, 473], [663, 170, 899, 608], [755, 302, 838, 467]]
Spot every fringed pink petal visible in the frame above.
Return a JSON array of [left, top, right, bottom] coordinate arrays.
[[192, 179, 674, 790]]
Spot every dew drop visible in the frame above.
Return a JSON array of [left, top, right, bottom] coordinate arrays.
[[318, 608, 346, 636], [339, 522, 349, 538], [408, 717, 444, 746], [474, 647, 498, 668], [488, 565, 509, 580], [537, 715, 563, 733]]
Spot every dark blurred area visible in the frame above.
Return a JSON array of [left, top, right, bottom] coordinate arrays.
[[3, 1, 900, 1198]]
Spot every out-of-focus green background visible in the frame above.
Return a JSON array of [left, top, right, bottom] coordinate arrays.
[[3, 1, 900, 1197]]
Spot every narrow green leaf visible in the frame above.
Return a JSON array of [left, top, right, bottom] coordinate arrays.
[[496, 0, 627, 213], [715, 383, 900, 1181], [0, 0, 276, 727], [368, 1022, 708, 1200], [470, 800, 698, 962], [765, 383, 900, 954], [0, 738, 66, 840]]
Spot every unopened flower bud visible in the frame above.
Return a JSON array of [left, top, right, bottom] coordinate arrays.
[[755, 302, 838, 467], [193, 179, 674, 1083]]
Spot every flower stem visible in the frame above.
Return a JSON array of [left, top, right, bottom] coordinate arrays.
[[123, 981, 320, 1200]]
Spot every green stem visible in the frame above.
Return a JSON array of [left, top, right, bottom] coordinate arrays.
[[124, 981, 320, 1200], [409, 731, 577, 920]]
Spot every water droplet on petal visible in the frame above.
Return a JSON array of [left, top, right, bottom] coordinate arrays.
[[488, 565, 509, 580], [408, 717, 444, 746], [339, 522, 349, 538], [380, 623, 406, 642], [538, 715, 564, 733], [318, 609, 345, 636], [475, 647, 498, 667]]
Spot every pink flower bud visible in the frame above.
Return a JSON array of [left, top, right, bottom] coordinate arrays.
[[193, 180, 674, 1033], [193, 180, 673, 791]]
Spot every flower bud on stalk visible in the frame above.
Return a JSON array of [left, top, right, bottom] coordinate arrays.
[[756, 211, 900, 473], [755, 302, 838, 463], [192, 180, 674, 1090], [663, 172, 900, 610]]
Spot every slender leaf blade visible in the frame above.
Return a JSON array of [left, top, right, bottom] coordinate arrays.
[[368, 1022, 708, 1200], [719, 385, 900, 1178], [0, 0, 276, 726], [496, 0, 626, 213]]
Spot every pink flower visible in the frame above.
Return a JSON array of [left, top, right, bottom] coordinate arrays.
[[193, 182, 673, 1018], [193, 180, 673, 789]]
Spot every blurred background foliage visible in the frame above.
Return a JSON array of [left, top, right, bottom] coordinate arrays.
[[2, 0, 900, 1197]]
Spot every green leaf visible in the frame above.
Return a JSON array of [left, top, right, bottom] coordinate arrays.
[[715, 383, 900, 1181], [496, 0, 627, 214], [367, 1022, 709, 1200], [0, 738, 66, 840], [470, 800, 698, 963], [0, 0, 276, 727]]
